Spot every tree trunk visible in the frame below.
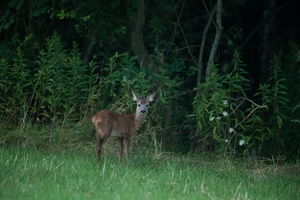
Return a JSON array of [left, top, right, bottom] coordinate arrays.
[[205, 0, 223, 79], [82, 38, 96, 66], [261, 0, 276, 83], [197, 5, 217, 84], [131, 0, 158, 73], [192, 0, 223, 151]]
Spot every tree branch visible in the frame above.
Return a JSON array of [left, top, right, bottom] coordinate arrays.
[[205, 0, 223, 78], [175, 0, 198, 67], [131, 0, 157, 73], [197, 4, 217, 84], [228, 97, 268, 130], [233, 105, 267, 130]]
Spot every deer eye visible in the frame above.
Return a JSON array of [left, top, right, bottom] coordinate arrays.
[[146, 105, 149, 107], [138, 104, 141, 107]]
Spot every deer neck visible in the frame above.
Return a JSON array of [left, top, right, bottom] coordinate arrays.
[[134, 112, 147, 130]]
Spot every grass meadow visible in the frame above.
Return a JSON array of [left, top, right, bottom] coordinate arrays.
[[0, 126, 300, 200], [1, 140, 300, 200]]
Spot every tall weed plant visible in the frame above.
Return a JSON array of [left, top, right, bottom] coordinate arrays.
[[192, 51, 251, 154], [280, 41, 300, 158], [0, 33, 99, 128], [253, 57, 289, 157], [191, 51, 293, 158], [0, 32, 183, 153]]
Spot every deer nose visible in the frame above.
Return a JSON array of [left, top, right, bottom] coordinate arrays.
[[140, 110, 146, 114]]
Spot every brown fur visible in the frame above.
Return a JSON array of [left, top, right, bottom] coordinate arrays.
[[92, 91, 155, 164]]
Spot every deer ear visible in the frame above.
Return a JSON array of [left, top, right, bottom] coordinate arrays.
[[147, 92, 156, 102], [132, 91, 141, 101]]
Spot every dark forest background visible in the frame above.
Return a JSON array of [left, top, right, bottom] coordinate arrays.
[[0, 0, 299, 160]]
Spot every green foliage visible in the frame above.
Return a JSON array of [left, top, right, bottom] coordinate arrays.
[[0, 31, 185, 156], [191, 51, 299, 158], [291, 104, 300, 124], [0, 33, 99, 127], [0, 47, 31, 125], [1, 0, 299, 160], [54, 0, 133, 53], [92, 50, 185, 156], [250, 57, 290, 156], [0, 9, 14, 32], [191, 51, 252, 154], [277, 41, 300, 157]]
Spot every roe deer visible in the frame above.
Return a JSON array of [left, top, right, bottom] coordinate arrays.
[[92, 91, 156, 164]]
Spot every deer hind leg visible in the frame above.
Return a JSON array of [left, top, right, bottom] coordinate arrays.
[[117, 138, 124, 164], [96, 131, 110, 162], [123, 137, 131, 164]]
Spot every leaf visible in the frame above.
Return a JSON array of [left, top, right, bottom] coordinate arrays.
[[32, 7, 48, 16], [8, 0, 24, 10]]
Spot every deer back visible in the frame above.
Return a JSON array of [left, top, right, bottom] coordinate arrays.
[[92, 110, 137, 138]]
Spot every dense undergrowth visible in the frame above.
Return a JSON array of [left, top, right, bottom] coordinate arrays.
[[0, 34, 300, 161]]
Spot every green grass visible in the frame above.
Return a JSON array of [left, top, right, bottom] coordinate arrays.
[[0, 146, 300, 200]]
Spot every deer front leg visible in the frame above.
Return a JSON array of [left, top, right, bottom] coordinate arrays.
[[117, 138, 124, 164], [123, 138, 131, 164], [96, 133, 109, 162]]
